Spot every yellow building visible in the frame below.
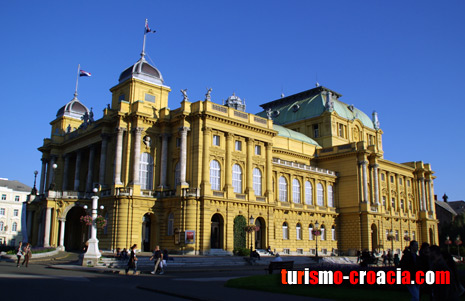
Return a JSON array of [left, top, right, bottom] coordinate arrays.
[[26, 49, 438, 256]]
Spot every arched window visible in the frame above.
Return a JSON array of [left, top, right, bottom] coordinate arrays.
[[309, 224, 314, 240], [305, 181, 313, 205], [327, 185, 334, 207], [296, 223, 302, 240], [292, 179, 301, 204], [317, 183, 324, 206], [331, 225, 336, 241], [320, 225, 326, 241], [175, 162, 180, 187], [253, 168, 262, 196], [232, 164, 242, 193], [210, 160, 221, 191], [167, 213, 174, 236], [282, 222, 289, 240], [12, 222, 17, 232], [279, 177, 288, 202], [139, 152, 154, 190]]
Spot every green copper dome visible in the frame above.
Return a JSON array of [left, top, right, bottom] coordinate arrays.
[[273, 124, 320, 146]]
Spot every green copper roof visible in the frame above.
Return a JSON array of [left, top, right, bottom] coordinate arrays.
[[273, 124, 320, 146], [257, 86, 375, 130]]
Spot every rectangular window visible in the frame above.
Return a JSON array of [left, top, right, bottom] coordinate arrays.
[[382, 196, 386, 207], [400, 199, 404, 211], [14, 196, 20, 202], [255, 145, 261, 155], [391, 198, 395, 209], [144, 93, 155, 103], [399, 178, 403, 185], [381, 173, 385, 181], [390, 176, 394, 183], [0, 208, 4, 216], [13, 209, 18, 217], [313, 124, 319, 138], [407, 180, 411, 187], [1, 194, 5, 200], [213, 135, 220, 146], [395, 230, 399, 241], [309, 227, 313, 240], [235, 140, 242, 151], [332, 228, 336, 241], [338, 124, 344, 138]]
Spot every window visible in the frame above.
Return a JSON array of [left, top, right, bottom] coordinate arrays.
[[255, 145, 261, 155], [0, 221, 3, 231], [381, 173, 385, 181], [12, 222, 17, 232], [390, 176, 394, 183], [235, 140, 242, 151], [395, 230, 399, 241], [167, 213, 174, 236], [14, 196, 20, 202], [0, 208, 4, 216], [404, 231, 409, 240], [327, 185, 334, 207], [382, 196, 386, 207], [412, 231, 416, 241], [332, 225, 336, 241], [338, 124, 345, 138], [118, 94, 125, 102], [1, 195, 5, 201], [407, 180, 411, 187], [409, 201, 412, 211], [313, 124, 319, 138], [144, 93, 155, 103], [320, 225, 326, 240], [399, 178, 403, 185], [210, 160, 221, 191], [391, 198, 395, 209], [174, 162, 181, 187], [213, 135, 220, 146], [305, 181, 313, 205], [292, 179, 301, 204], [317, 184, 324, 206], [13, 209, 18, 217], [253, 168, 262, 196], [309, 225, 314, 240], [232, 164, 242, 193], [278, 177, 288, 202], [139, 152, 154, 190], [400, 199, 404, 211], [282, 222, 289, 240], [296, 223, 302, 240]]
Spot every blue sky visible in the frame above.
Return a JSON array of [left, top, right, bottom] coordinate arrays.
[[1, 1, 464, 201]]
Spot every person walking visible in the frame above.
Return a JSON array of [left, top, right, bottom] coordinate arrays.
[[16, 242, 23, 267], [399, 240, 420, 301], [150, 245, 163, 275], [21, 243, 32, 267], [125, 244, 138, 275]]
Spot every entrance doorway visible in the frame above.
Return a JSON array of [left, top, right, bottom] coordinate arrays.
[[255, 217, 266, 249], [371, 224, 378, 251], [142, 213, 153, 252], [65, 206, 87, 251], [210, 214, 224, 249]]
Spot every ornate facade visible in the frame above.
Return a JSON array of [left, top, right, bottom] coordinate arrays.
[[27, 50, 438, 255]]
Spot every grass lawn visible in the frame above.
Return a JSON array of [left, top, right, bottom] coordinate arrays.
[[225, 274, 415, 301]]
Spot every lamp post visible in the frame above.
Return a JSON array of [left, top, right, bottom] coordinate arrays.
[[315, 221, 320, 260], [445, 236, 452, 253], [32, 170, 38, 195], [389, 230, 394, 252], [83, 187, 101, 266], [249, 215, 254, 258], [456, 235, 462, 258]]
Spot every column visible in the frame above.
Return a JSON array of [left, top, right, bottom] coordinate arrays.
[[99, 134, 109, 186], [265, 142, 273, 199], [47, 156, 56, 190], [86, 146, 96, 191], [201, 127, 211, 188], [420, 177, 426, 212], [114, 127, 125, 185], [158, 134, 170, 188], [74, 151, 82, 191], [372, 164, 379, 205], [39, 158, 47, 195], [360, 160, 368, 203], [427, 179, 434, 212], [179, 127, 190, 186], [43, 207, 52, 247], [246, 138, 254, 194], [132, 127, 143, 184], [62, 154, 70, 191], [58, 218, 66, 251], [225, 133, 233, 191]]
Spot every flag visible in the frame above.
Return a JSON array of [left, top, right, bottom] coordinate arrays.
[[80, 70, 91, 77], [145, 21, 156, 34]]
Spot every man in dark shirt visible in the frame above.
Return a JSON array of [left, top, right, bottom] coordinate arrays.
[[400, 240, 419, 301], [150, 245, 164, 275]]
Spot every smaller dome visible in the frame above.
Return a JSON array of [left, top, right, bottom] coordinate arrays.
[[224, 93, 246, 112], [119, 57, 164, 85], [56, 96, 90, 120]]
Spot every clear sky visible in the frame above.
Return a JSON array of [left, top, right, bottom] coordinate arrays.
[[1, 0, 464, 201]]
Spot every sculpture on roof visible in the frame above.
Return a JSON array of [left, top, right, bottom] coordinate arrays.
[[325, 91, 334, 112], [181, 89, 188, 101], [372, 111, 380, 130], [266, 108, 273, 120], [205, 88, 212, 102], [89, 107, 94, 123]]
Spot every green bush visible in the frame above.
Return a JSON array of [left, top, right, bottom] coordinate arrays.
[[234, 247, 251, 256]]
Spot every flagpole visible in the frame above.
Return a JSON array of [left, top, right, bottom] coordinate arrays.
[[141, 19, 147, 59], [75, 64, 80, 98]]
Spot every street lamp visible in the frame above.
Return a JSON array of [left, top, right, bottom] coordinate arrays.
[[314, 221, 320, 260], [456, 235, 462, 258], [83, 187, 101, 266], [389, 230, 394, 252], [445, 236, 452, 253], [249, 215, 254, 257], [31, 170, 38, 195]]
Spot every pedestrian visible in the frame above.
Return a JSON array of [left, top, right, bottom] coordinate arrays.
[[273, 253, 283, 262], [393, 253, 400, 267], [22, 243, 32, 267], [399, 240, 420, 301], [150, 245, 163, 275], [125, 244, 138, 275], [387, 250, 392, 266], [382, 251, 388, 266], [162, 249, 169, 271], [356, 250, 361, 263], [16, 242, 23, 267]]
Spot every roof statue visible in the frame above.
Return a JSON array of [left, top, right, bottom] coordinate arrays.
[[224, 92, 246, 112], [372, 111, 380, 130], [266, 108, 273, 120], [325, 91, 334, 112], [205, 88, 212, 102], [181, 89, 188, 101]]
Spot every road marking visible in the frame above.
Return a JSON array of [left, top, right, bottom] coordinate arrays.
[[172, 276, 241, 282]]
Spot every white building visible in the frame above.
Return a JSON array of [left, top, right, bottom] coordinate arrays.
[[0, 178, 31, 246]]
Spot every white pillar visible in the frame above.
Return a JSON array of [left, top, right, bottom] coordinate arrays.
[[43, 207, 52, 247], [62, 154, 70, 191], [420, 177, 426, 212], [86, 146, 96, 192], [83, 191, 101, 266], [39, 158, 47, 195], [74, 151, 82, 191], [372, 164, 379, 205], [58, 218, 66, 251], [427, 179, 434, 212], [360, 161, 368, 203], [179, 127, 190, 186], [132, 127, 143, 185], [159, 134, 170, 188], [99, 134, 109, 186], [114, 127, 125, 185]]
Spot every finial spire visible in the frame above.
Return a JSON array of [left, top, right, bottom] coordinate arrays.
[[141, 19, 156, 60], [74, 64, 80, 99]]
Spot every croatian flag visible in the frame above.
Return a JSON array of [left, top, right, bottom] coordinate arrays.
[[145, 21, 156, 34], [80, 70, 91, 77]]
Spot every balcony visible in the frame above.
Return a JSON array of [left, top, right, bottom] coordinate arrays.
[[272, 158, 337, 177]]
